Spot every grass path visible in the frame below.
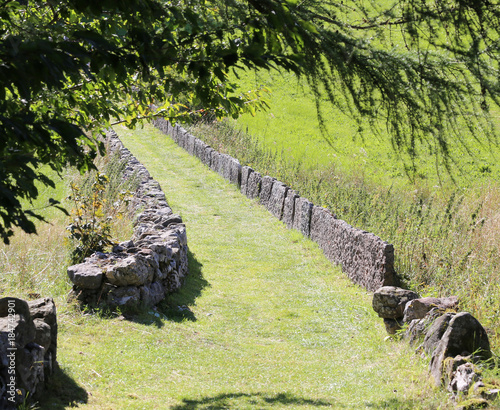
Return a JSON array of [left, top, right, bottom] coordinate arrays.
[[44, 124, 450, 409]]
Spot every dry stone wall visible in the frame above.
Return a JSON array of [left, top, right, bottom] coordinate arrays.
[[153, 118, 397, 292], [0, 297, 57, 408], [67, 130, 189, 309]]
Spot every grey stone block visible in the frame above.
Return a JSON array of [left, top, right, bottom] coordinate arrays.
[[193, 138, 204, 161], [177, 127, 188, 149], [220, 154, 232, 180], [293, 197, 313, 237], [247, 171, 262, 199], [210, 151, 221, 173], [140, 282, 165, 307], [241, 166, 254, 196], [267, 181, 288, 219], [186, 133, 196, 155], [259, 176, 275, 207], [204, 146, 214, 168], [283, 189, 299, 229], [228, 157, 242, 187], [67, 263, 104, 290]]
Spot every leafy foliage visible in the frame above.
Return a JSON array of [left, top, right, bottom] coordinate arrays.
[[1, 0, 500, 241], [67, 172, 131, 264]]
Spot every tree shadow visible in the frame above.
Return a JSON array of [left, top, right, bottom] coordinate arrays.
[[36, 363, 88, 409], [170, 392, 339, 409], [123, 249, 209, 327]]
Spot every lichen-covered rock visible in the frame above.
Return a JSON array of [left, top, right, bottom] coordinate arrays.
[[372, 286, 420, 319], [429, 312, 491, 386], [105, 255, 154, 286], [449, 362, 480, 394], [403, 296, 459, 323], [67, 263, 104, 290], [423, 312, 455, 355]]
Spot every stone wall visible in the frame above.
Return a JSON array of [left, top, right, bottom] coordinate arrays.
[[67, 130, 189, 309], [0, 297, 57, 408], [373, 287, 499, 406], [153, 118, 397, 292]]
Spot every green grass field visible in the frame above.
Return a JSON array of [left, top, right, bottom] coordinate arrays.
[[228, 68, 500, 191]]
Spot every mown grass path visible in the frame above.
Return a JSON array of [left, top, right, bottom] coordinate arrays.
[[47, 124, 450, 409]]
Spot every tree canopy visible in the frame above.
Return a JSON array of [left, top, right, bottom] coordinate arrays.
[[1, 0, 499, 242]]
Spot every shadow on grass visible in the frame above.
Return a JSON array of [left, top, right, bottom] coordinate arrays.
[[123, 249, 209, 327], [365, 397, 445, 409], [171, 392, 338, 409], [158, 249, 208, 322], [36, 364, 88, 409]]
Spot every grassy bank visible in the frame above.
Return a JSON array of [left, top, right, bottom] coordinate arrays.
[[36, 123, 456, 408]]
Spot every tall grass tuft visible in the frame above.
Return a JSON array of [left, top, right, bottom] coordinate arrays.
[[189, 119, 500, 349]]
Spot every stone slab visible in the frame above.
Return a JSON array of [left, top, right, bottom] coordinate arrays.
[[293, 196, 313, 237], [267, 181, 288, 220], [241, 166, 254, 196], [247, 171, 262, 199], [283, 189, 299, 229], [259, 176, 275, 207]]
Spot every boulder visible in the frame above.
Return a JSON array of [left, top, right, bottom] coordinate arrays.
[[105, 255, 154, 286], [372, 286, 420, 319], [429, 312, 491, 386], [423, 312, 455, 355], [67, 263, 104, 290], [405, 307, 445, 346], [403, 296, 459, 322], [0, 298, 35, 347]]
